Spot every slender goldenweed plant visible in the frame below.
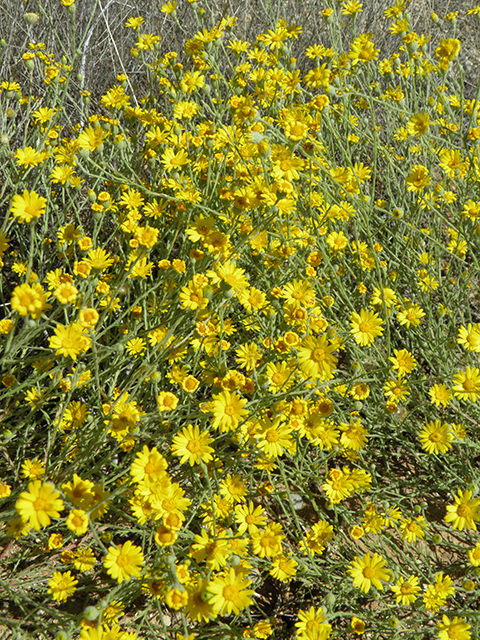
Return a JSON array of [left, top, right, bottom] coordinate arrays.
[[1, 1, 480, 639]]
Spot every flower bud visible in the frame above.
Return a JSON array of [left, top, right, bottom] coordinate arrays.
[[83, 606, 99, 621], [23, 57, 35, 72], [24, 13, 40, 25]]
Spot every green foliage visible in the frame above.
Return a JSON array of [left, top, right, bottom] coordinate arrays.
[[1, 1, 480, 639]]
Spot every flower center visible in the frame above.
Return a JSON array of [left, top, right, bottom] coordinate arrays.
[[33, 498, 46, 511], [116, 554, 128, 567], [223, 585, 239, 601], [457, 504, 470, 517], [312, 348, 325, 362], [266, 429, 279, 443], [463, 380, 475, 390], [187, 440, 201, 453], [362, 567, 375, 578]]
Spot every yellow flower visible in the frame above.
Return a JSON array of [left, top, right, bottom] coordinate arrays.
[[131, 447, 169, 491], [219, 474, 247, 503], [304, 64, 331, 89], [300, 520, 334, 556], [77, 125, 109, 150], [349, 34, 379, 63], [184, 577, 216, 622], [73, 547, 96, 571], [351, 617, 366, 635], [15, 481, 64, 530], [339, 418, 369, 450], [322, 468, 355, 503], [191, 529, 230, 570], [66, 509, 89, 535], [161, 1, 177, 14], [54, 282, 78, 305], [103, 540, 144, 583], [234, 501, 267, 535], [10, 189, 47, 223], [295, 606, 332, 640], [445, 489, 480, 531], [407, 112, 430, 137], [255, 415, 295, 458], [78, 307, 99, 327], [383, 378, 410, 402], [437, 615, 471, 640], [0, 479, 12, 499], [419, 420, 454, 454], [181, 375, 200, 393], [350, 309, 384, 346], [405, 165, 430, 191], [399, 516, 428, 542], [298, 335, 338, 380], [348, 552, 390, 593], [162, 147, 190, 171], [210, 390, 248, 432], [388, 349, 416, 376], [342, 0, 363, 15], [452, 366, 480, 402], [435, 38, 461, 61], [397, 302, 425, 327], [11, 283, 51, 319], [125, 337, 147, 357], [390, 575, 420, 605], [14, 146, 45, 169], [269, 554, 298, 582], [251, 522, 285, 558], [467, 542, 480, 567], [207, 568, 254, 616], [48, 571, 78, 601], [157, 391, 179, 412], [22, 458, 45, 480], [428, 384, 452, 407], [171, 424, 214, 466], [49, 322, 91, 360], [165, 587, 188, 609], [62, 474, 95, 509], [457, 323, 480, 351]]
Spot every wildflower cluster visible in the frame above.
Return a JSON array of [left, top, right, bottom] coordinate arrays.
[[1, 1, 480, 639]]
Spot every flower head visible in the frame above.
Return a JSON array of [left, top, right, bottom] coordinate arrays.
[[391, 574, 421, 605], [207, 567, 254, 616], [171, 424, 214, 466], [48, 571, 78, 601], [10, 189, 47, 223], [15, 481, 64, 530], [11, 283, 51, 319], [348, 552, 390, 593], [104, 540, 144, 583], [437, 615, 471, 640], [445, 489, 480, 531], [350, 309, 384, 346]]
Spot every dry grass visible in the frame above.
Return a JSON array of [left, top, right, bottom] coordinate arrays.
[[2, 0, 479, 105]]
